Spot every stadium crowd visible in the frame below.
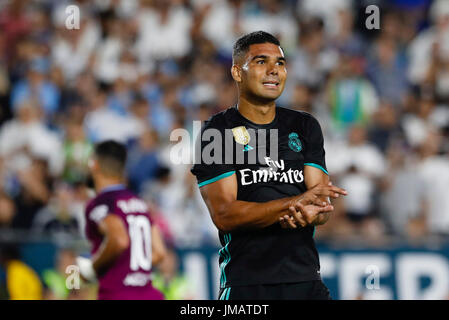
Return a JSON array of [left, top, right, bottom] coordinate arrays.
[[1, 0, 449, 298]]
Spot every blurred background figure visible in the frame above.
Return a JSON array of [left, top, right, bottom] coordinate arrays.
[[61, 118, 93, 185], [0, 244, 42, 300], [126, 128, 161, 194], [31, 182, 80, 239], [152, 248, 196, 300], [327, 125, 386, 239], [42, 247, 95, 300], [42, 247, 75, 300], [415, 129, 449, 238], [0, 191, 16, 230]]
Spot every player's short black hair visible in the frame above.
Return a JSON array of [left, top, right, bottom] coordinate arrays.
[[94, 140, 127, 176], [232, 31, 281, 64]]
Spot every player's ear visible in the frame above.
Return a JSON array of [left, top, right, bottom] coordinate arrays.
[[88, 158, 99, 171], [231, 64, 242, 83], [88, 158, 95, 170]]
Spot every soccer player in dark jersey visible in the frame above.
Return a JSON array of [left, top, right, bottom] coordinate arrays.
[[191, 31, 348, 300], [77, 140, 166, 300]]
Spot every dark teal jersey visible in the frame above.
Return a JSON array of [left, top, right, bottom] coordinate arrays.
[[191, 106, 328, 288]]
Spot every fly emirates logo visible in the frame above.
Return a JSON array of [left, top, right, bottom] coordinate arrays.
[[239, 157, 304, 186]]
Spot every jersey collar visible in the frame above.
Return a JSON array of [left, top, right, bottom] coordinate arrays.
[[233, 105, 279, 129], [99, 184, 126, 194]]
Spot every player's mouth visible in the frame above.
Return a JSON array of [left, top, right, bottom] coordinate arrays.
[[262, 80, 280, 88]]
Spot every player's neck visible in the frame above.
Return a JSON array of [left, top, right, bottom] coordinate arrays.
[[94, 176, 125, 194], [237, 96, 276, 125]]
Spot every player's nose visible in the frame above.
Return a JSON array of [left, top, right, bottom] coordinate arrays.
[[266, 64, 278, 76], [265, 61, 279, 76]]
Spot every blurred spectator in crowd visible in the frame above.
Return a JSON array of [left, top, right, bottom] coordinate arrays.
[[51, 3, 100, 81], [0, 244, 42, 300], [143, 162, 217, 247], [297, 0, 353, 38], [127, 94, 152, 141], [380, 142, 425, 237], [0, 30, 10, 109], [327, 52, 379, 132], [242, 0, 298, 53], [134, 0, 193, 65], [290, 17, 338, 88], [31, 182, 80, 238], [12, 157, 53, 230], [327, 126, 386, 236], [42, 247, 94, 300], [93, 13, 130, 85], [366, 35, 409, 107], [107, 76, 135, 116], [150, 85, 179, 138], [152, 248, 196, 300], [143, 167, 186, 244], [10, 57, 60, 120], [62, 119, 93, 185], [127, 129, 161, 194], [83, 88, 139, 143], [368, 101, 402, 153], [42, 248, 76, 300], [401, 92, 443, 148], [330, 0, 365, 56], [0, 0, 31, 64], [57, 72, 96, 115], [328, 125, 386, 179], [415, 130, 449, 237], [199, 0, 247, 57], [198, 0, 299, 54], [0, 191, 16, 229], [408, 0, 449, 90], [27, 6, 52, 46], [0, 100, 64, 177]]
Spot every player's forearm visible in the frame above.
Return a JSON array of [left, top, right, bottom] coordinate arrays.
[[92, 235, 129, 276], [152, 250, 165, 266], [213, 196, 296, 232], [151, 226, 167, 266]]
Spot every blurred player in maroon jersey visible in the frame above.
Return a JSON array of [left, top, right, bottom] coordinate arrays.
[[77, 140, 166, 300]]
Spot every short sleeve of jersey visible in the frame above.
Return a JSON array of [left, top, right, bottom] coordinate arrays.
[[190, 119, 235, 187], [88, 203, 110, 225], [303, 114, 328, 175]]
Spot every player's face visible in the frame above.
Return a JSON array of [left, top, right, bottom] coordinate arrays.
[[87, 157, 96, 174], [239, 43, 287, 101], [86, 156, 98, 188]]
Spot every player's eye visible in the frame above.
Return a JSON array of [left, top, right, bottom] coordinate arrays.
[[256, 60, 265, 64], [276, 61, 285, 66]]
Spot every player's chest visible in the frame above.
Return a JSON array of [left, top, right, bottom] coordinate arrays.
[[229, 126, 307, 185], [229, 125, 306, 164]]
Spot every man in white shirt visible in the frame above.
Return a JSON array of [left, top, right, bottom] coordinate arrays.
[[0, 100, 64, 177]]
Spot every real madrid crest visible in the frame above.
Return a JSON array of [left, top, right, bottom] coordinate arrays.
[[288, 132, 302, 152], [232, 126, 251, 145]]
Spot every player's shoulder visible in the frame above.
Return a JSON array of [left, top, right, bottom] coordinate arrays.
[[85, 188, 131, 212], [85, 194, 102, 214], [85, 188, 147, 221], [277, 106, 322, 129], [84, 192, 110, 222], [84, 193, 111, 225], [277, 106, 317, 121]]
